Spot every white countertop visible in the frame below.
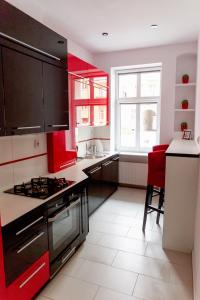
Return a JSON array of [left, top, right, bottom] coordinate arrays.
[[0, 152, 117, 227], [166, 139, 200, 156]]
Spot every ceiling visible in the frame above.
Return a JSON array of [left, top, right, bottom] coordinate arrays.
[[5, 0, 200, 53]]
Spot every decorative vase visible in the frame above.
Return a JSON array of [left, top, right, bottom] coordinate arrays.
[[181, 122, 188, 131], [181, 100, 189, 109], [182, 74, 189, 84]]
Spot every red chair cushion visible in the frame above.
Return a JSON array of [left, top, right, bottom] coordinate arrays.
[[153, 144, 169, 152]]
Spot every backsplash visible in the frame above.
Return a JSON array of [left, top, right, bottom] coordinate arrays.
[[0, 133, 48, 190], [76, 126, 110, 157]]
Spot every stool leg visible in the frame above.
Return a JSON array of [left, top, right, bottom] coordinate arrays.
[[156, 188, 164, 225], [143, 185, 153, 232]]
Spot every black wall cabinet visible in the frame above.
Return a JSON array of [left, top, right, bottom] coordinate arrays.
[[0, 0, 68, 136], [0, 46, 4, 136], [2, 47, 44, 135], [43, 63, 69, 132]]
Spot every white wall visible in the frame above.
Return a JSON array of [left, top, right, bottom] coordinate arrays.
[[195, 34, 200, 140], [193, 35, 200, 300], [94, 42, 197, 144], [193, 159, 200, 300], [0, 134, 48, 190], [5, 0, 94, 64]]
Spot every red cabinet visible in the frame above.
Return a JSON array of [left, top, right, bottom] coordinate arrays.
[[68, 54, 109, 147], [7, 252, 49, 300]]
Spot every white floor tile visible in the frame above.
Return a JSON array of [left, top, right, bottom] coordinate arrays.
[[90, 220, 130, 236], [113, 251, 172, 283], [90, 211, 117, 223], [94, 287, 140, 300], [74, 260, 138, 295], [97, 234, 147, 255], [60, 256, 86, 277], [127, 226, 162, 244], [77, 243, 117, 265], [40, 274, 98, 300], [145, 243, 192, 266], [86, 231, 105, 244], [134, 275, 193, 300]]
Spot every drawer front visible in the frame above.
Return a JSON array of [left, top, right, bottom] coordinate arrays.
[[3, 207, 47, 249], [7, 252, 50, 300], [4, 223, 48, 286]]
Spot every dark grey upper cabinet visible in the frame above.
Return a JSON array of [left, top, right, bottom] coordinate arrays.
[[2, 47, 44, 135], [43, 63, 69, 132], [0, 47, 5, 136], [0, 0, 67, 66]]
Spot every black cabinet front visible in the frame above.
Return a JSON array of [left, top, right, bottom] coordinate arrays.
[[2, 47, 44, 135], [87, 155, 119, 216], [0, 46, 4, 136], [43, 63, 69, 132], [87, 166, 104, 215]]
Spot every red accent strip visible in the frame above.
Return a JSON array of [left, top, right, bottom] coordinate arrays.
[[77, 138, 110, 143], [0, 153, 47, 167]]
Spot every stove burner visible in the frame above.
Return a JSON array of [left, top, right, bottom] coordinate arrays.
[[5, 177, 74, 200]]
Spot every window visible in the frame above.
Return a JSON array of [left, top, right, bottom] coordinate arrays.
[[116, 68, 161, 152]]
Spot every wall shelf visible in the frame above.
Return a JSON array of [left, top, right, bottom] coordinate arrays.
[[175, 83, 196, 87], [175, 109, 195, 112]]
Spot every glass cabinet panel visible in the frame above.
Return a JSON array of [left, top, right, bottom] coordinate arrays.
[[93, 105, 107, 126], [94, 77, 107, 99], [74, 78, 90, 99], [76, 106, 90, 127]]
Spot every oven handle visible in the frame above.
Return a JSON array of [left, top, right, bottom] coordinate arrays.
[[48, 198, 81, 223]]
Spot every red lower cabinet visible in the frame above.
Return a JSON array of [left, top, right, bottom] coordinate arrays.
[[7, 252, 50, 300]]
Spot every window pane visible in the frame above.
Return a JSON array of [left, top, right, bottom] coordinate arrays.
[[94, 105, 107, 126], [119, 74, 137, 98], [76, 106, 90, 126], [94, 77, 107, 99], [141, 72, 160, 97], [74, 78, 90, 99], [140, 103, 157, 148], [120, 104, 136, 148]]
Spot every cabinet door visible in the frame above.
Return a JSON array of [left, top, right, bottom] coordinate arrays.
[[87, 166, 103, 215], [2, 47, 44, 135], [43, 63, 69, 132], [0, 47, 4, 136]]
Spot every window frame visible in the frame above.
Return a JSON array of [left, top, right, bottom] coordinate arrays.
[[115, 67, 161, 153]]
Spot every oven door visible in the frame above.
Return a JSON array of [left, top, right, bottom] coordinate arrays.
[[48, 196, 81, 262]]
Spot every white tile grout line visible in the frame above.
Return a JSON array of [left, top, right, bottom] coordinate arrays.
[[132, 273, 139, 297]]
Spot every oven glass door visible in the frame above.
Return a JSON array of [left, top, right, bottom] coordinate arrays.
[[48, 197, 81, 262]]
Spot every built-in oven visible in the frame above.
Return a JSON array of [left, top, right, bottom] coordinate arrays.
[[47, 191, 81, 276]]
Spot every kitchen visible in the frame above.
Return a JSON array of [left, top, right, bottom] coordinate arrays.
[[0, 1, 200, 300]]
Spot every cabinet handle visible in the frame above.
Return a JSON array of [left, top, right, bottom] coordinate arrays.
[[112, 156, 119, 161], [17, 232, 45, 254], [0, 32, 60, 61], [16, 216, 44, 236], [48, 124, 68, 128], [102, 160, 113, 167], [48, 198, 80, 222], [89, 166, 101, 174], [14, 126, 41, 130], [19, 262, 46, 289]]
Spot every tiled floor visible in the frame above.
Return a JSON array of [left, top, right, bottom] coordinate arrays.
[[36, 187, 193, 300]]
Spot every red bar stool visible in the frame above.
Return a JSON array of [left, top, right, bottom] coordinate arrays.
[[142, 149, 166, 231]]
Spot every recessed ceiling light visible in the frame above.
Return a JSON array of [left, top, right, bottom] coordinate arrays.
[[150, 24, 159, 29], [102, 32, 109, 37]]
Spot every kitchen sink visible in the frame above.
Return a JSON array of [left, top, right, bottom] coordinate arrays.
[[85, 154, 106, 159]]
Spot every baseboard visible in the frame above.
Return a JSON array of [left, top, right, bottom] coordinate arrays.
[[119, 183, 146, 190]]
